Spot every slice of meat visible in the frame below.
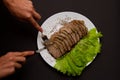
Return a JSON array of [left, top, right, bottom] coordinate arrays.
[[53, 40, 65, 55], [62, 30, 75, 46], [69, 21, 82, 38], [72, 20, 88, 37], [58, 33, 72, 51], [59, 27, 75, 45], [47, 43, 61, 58], [63, 24, 77, 43], [50, 31, 69, 53], [60, 32, 73, 47], [68, 23, 80, 42], [52, 35, 71, 51], [54, 37, 68, 52]]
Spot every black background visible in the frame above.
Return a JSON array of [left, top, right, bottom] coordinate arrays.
[[0, 0, 119, 80]]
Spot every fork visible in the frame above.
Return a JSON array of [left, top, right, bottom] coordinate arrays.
[[35, 33, 48, 53]]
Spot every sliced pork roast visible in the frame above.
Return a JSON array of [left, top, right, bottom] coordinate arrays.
[[45, 20, 88, 59]]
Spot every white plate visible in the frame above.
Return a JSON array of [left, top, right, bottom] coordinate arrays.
[[37, 11, 96, 67]]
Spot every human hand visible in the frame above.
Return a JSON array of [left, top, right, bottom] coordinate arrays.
[[0, 51, 34, 79], [3, 0, 43, 32]]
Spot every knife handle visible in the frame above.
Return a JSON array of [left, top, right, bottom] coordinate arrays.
[[35, 47, 46, 53]]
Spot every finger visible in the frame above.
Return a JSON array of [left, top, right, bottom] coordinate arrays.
[[9, 51, 34, 57], [29, 17, 43, 32], [32, 10, 41, 21], [14, 62, 22, 69], [2, 68, 15, 76], [21, 51, 34, 57], [6, 62, 22, 69], [8, 52, 23, 56], [14, 56, 26, 62], [28, 0, 33, 4]]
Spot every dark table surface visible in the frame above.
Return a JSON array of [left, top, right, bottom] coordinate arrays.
[[0, 0, 119, 80]]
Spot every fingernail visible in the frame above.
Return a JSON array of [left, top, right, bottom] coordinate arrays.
[[31, 51, 35, 54], [28, 51, 35, 54], [39, 27, 43, 32]]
